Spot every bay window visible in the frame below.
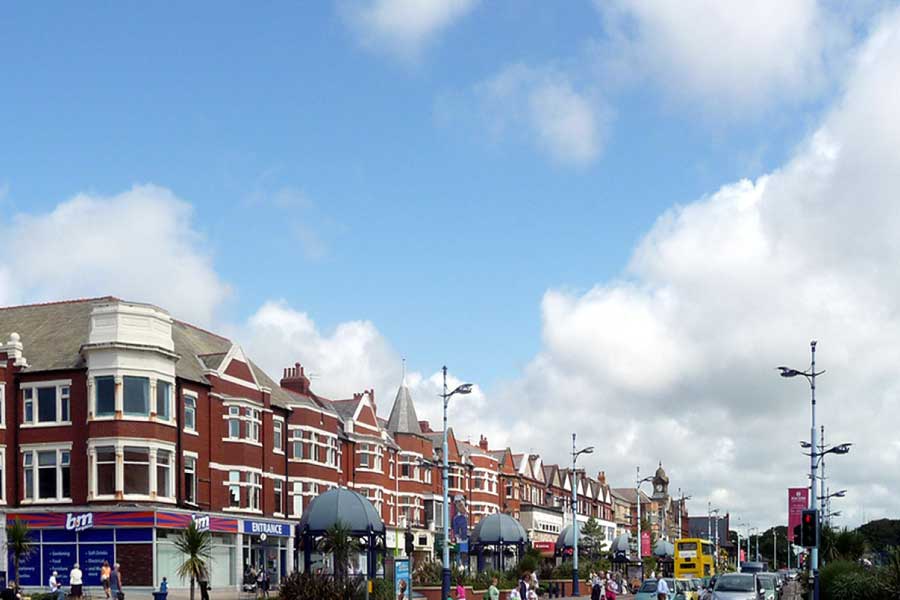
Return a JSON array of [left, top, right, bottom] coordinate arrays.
[[184, 456, 197, 504], [358, 443, 382, 471], [95, 376, 116, 416], [249, 473, 262, 510], [289, 429, 341, 468], [156, 449, 173, 498], [227, 407, 241, 438], [22, 446, 71, 501], [95, 446, 117, 496], [123, 376, 149, 415], [123, 446, 150, 495], [22, 383, 71, 426], [248, 408, 261, 442], [156, 381, 172, 420]]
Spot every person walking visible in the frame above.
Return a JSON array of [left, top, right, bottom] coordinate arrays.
[[199, 567, 210, 600], [48, 570, 64, 600], [655, 573, 669, 600], [70, 563, 84, 600], [606, 576, 618, 600], [487, 577, 500, 600], [100, 561, 112, 599], [455, 577, 466, 600], [517, 573, 528, 600], [109, 563, 123, 600]]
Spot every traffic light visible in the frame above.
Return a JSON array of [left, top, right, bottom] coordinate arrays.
[[801, 509, 818, 548], [404, 531, 414, 555], [793, 524, 803, 546]]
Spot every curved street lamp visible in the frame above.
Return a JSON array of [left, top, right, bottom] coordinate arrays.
[[440, 366, 473, 600], [571, 436, 594, 596]]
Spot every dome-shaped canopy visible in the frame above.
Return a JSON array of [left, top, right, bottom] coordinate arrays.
[[555, 523, 588, 549], [653, 539, 675, 557], [610, 532, 631, 553], [298, 487, 385, 534], [654, 462, 669, 483], [472, 513, 528, 545]]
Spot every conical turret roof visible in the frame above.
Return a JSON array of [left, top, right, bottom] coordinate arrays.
[[387, 381, 422, 435]]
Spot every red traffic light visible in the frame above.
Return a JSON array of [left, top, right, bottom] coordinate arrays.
[[804, 514, 813, 523]]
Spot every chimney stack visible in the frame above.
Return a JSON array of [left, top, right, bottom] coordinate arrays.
[[478, 435, 489, 451], [280, 361, 311, 395], [598, 471, 606, 485], [419, 420, 432, 433]]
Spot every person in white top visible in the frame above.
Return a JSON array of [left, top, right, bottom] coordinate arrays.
[[70, 563, 84, 600], [655, 573, 669, 600]]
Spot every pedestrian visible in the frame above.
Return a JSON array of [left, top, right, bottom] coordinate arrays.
[[508, 586, 521, 600], [256, 567, 265, 600], [48, 570, 64, 600], [101, 560, 112, 599], [456, 577, 466, 600], [606, 577, 618, 600], [0, 582, 20, 600], [109, 562, 124, 600], [518, 573, 529, 600], [70, 563, 84, 600], [655, 573, 669, 600], [199, 567, 210, 600], [159, 578, 168, 594], [487, 577, 500, 600]]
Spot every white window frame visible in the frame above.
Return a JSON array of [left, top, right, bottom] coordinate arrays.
[[357, 442, 383, 473], [273, 417, 284, 454], [155, 379, 173, 422], [288, 426, 341, 469], [222, 468, 265, 514], [184, 452, 198, 505], [222, 402, 263, 447], [90, 373, 177, 425], [288, 479, 333, 519], [249, 472, 262, 510], [228, 471, 241, 507], [0, 383, 5, 428], [273, 478, 284, 516], [21, 381, 72, 428], [21, 444, 72, 504], [86, 438, 176, 503], [184, 393, 198, 434]]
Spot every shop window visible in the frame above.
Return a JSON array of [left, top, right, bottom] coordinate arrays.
[[273, 479, 283, 513], [124, 446, 150, 495], [184, 456, 197, 504], [156, 381, 171, 420], [96, 446, 117, 496], [273, 419, 283, 452], [22, 447, 70, 501], [123, 376, 150, 416], [157, 449, 173, 498], [95, 376, 116, 416], [184, 395, 197, 431]]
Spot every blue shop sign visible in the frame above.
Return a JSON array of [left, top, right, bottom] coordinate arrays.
[[242, 519, 291, 537]]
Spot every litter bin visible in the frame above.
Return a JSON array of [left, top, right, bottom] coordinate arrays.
[[152, 592, 168, 600]]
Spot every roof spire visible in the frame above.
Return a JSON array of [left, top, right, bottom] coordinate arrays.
[[401, 357, 407, 386]]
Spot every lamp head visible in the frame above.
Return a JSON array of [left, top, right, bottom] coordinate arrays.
[[832, 443, 852, 454], [582, 446, 595, 455], [799, 441, 812, 449], [778, 366, 801, 378], [453, 383, 474, 395]]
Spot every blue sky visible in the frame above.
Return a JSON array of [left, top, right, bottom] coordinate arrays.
[[5, 1, 900, 526], [0, 1, 824, 387]]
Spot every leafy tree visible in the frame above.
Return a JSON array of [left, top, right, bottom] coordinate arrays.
[[856, 519, 900, 552], [582, 517, 604, 559], [5, 519, 36, 590], [173, 521, 213, 600]]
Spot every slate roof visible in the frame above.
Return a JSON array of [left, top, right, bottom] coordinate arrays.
[[330, 398, 361, 421], [610, 488, 652, 504], [386, 383, 422, 435], [0, 297, 297, 409]]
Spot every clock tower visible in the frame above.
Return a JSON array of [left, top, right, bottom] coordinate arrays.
[[652, 462, 669, 500]]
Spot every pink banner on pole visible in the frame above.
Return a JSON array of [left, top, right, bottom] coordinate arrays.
[[788, 487, 809, 543], [641, 531, 651, 557]]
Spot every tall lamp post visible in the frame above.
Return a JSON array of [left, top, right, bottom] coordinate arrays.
[[779, 342, 851, 600], [711, 508, 720, 570], [440, 366, 473, 600], [571, 434, 594, 596], [636, 467, 654, 573]]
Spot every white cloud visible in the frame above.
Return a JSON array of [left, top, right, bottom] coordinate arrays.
[[0, 185, 229, 325], [480, 8, 900, 528], [596, 0, 840, 115], [475, 64, 608, 165], [341, 0, 478, 60]]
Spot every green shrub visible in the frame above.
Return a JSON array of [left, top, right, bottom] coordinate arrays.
[[830, 571, 891, 600], [819, 560, 861, 600], [278, 571, 364, 600], [371, 578, 393, 600], [412, 560, 442, 586]]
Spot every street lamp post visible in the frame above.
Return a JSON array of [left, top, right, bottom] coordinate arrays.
[[440, 367, 473, 600], [711, 508, 720, 570], [571, 435, 594, 596]]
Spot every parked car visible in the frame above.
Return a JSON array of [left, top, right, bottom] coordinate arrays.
[[756, 573, 778, 600], [709, 573, 761, 600]]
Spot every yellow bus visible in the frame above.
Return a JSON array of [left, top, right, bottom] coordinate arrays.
[[675, 538, 716, 578]]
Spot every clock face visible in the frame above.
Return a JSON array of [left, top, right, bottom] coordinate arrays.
[[656, 484, 663, 492]]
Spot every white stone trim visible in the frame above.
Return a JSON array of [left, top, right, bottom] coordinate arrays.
[[86, 438, 177, 501]]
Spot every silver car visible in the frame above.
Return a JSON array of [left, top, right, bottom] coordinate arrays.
[[710, 573, 760, 600]]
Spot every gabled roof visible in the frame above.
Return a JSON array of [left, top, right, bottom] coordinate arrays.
[[611, 488, 652, 504], [331, 398, 362, 421], [386, 383, 422, 435]]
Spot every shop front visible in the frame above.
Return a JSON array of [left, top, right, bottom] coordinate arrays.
[[6, 509, 294, 591], [241, 519, 293, 586]]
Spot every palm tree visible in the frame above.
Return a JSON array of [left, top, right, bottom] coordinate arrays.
[[319, 521, 360, 582], [6, 519, 35, 591], [173, 521, 213, 600]]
